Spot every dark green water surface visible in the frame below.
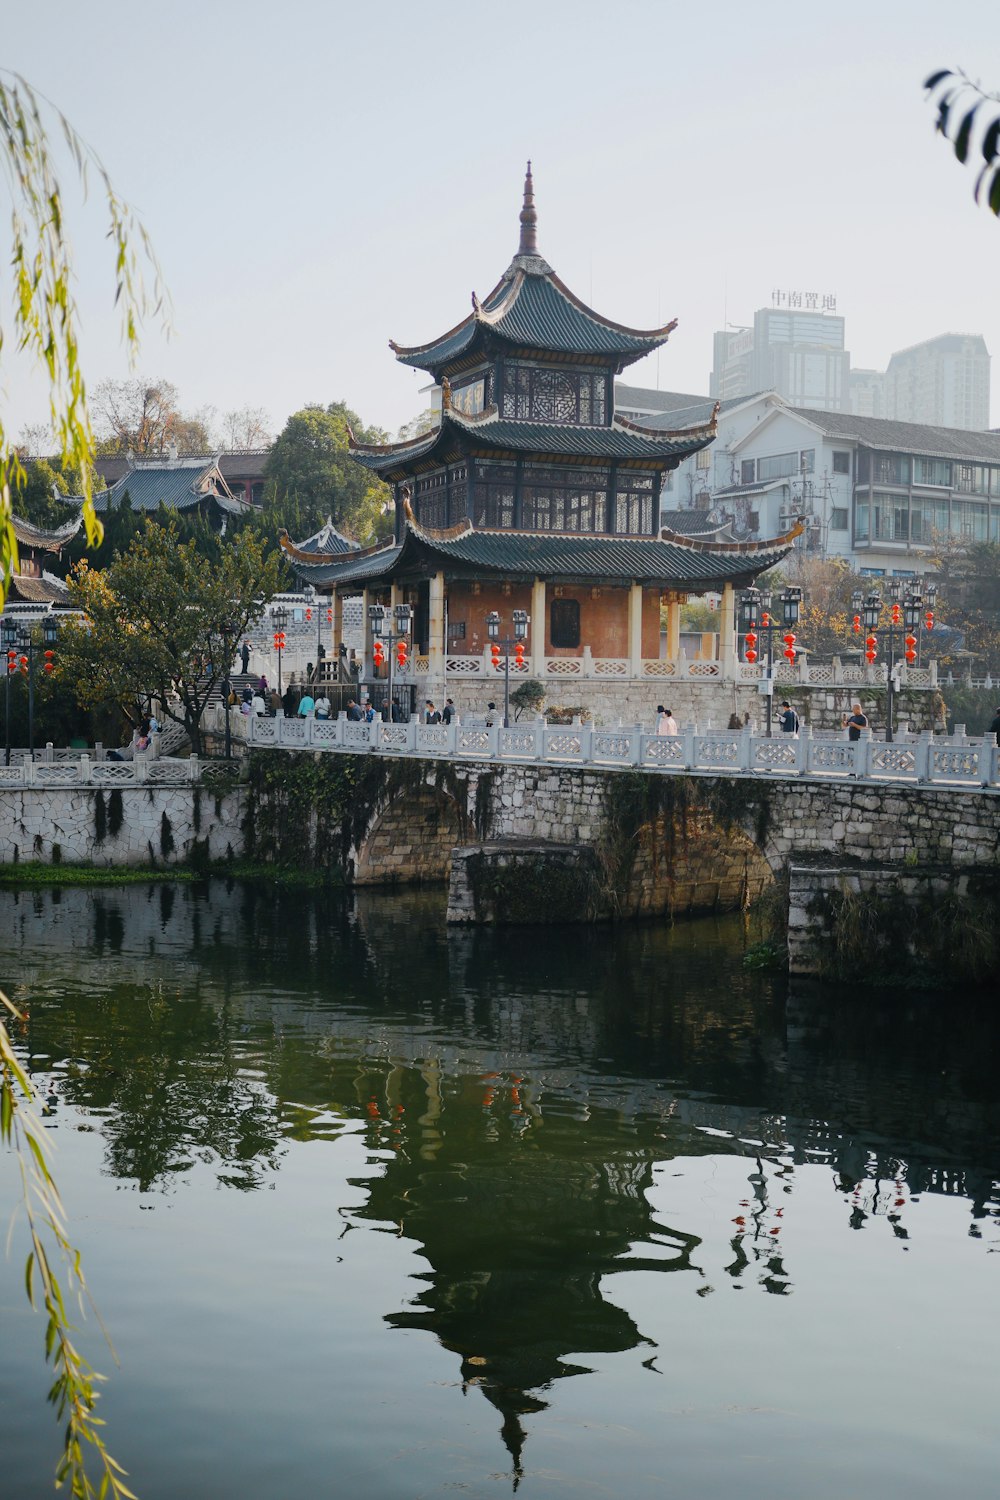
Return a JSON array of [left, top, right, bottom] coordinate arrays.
[[1, 880, 998, 1499]]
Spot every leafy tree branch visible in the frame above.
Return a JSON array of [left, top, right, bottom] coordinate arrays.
[[925, 69, 1000, 215]]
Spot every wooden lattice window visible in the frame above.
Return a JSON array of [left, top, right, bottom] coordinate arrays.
[[500, 365, 609, 425]]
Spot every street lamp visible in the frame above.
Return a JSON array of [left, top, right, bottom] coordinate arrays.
[[739, 585, 802, 736], [304, 583, 323, 682], [486, 608, 529, 728], [272, 605, 289, 696], [853, 584, 931, 742], [16, 614, 58, 760], [369, 600, 412, 720], [2, 616, 17, 766]]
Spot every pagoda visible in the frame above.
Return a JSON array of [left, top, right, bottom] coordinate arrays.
[[283, 166, 799, 708]]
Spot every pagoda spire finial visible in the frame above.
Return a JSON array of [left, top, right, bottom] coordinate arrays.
[[517, 160, 538, 257]]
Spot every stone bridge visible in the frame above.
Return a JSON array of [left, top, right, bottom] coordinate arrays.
[[337, 758, 1000, 924]]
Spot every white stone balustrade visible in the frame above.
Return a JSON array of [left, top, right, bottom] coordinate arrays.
[[0, 755, 236, 790], [243, 714, 999, 789]]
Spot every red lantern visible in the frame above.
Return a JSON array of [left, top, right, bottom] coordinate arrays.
[[905, 634, 917, 650], [924, 611, 934, 631], [305, 607, 312, 622], [490, 643, 502, 667], [890, 603, 901, 625], [905, 650, 917, 664], [43, 649, 54, 675], [514, 641, 525, 665], [745, 648, 757, 663], [761, 611, 770, 628], [396, 640, 408, 667], [744, 629, 757, 664], [852, 614, 861, 633], [326, 608, 333, 624], [373, 641, 385, 668]]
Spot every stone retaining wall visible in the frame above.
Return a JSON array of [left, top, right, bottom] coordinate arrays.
[[0, 786, 244, 866], [441, 680, 939, 735]]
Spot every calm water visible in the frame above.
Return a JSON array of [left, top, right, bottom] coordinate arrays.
[[1, 881, 998, 1500]]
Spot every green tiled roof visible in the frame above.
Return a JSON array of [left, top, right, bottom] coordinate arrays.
[[289, 524, 791, 593], [88, 459, 235, 515], [350, 410, 711, 476], [392, 265, 675, 375]]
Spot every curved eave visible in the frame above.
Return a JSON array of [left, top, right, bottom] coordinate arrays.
[[303, 518, 796, 594], [389, 267, 678, 376]]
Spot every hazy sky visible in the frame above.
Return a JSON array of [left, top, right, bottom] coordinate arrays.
[[4, 0, 1000, 443]]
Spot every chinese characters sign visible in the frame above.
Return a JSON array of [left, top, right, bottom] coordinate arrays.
[[771, 290, 837, 311]]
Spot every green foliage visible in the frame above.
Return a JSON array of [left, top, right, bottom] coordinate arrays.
[[811, 876, 1000, 986], [930, 537, 1000, 675], [1, 991, 138, 1499], [925, 70, 1000, 217], [261, 401, 393, 546], [91, 377, 210, 457], [938, 685, 999, 736], [679, 597, 720, 633], [0, 70, 166, 610], [60, 519, 284, 753], [510, 678, 545, 720]]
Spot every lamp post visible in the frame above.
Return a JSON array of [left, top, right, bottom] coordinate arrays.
[[17, 613, 58, 761], [369, 601, 412, 720], [486, 609, 529, 728], [220, 618, 240, 760], [738, 586, 802, 736], [272, 605, 289, 696], [304, 584, 323, 682], [2, 616, 17, 766], [852, 580, 933, 742]]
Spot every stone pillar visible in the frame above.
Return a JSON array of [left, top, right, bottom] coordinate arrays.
[[333, 592, 344, 681], [720, 582, 737, 680], [665, 595, 682, 661], [360, 587, 371, 680], [428, 571, 446, 690], [530, 577, 547, 679], [627, 582, 643, 677]]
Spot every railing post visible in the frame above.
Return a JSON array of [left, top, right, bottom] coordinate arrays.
[[533, 715, 545, 761], [582, 645, 594, 679], [22, 758, 33, 787], [134, 754, 148, 784], [95, 742, 104, 762], [738, 727, 753, 773], [79, 754, 90, 787], [682, 724, 698, 771], [916, 729, 933, 785], [580, 724, 594, 763], [856, 728, 872, 780], [189, 755, 200, 784], [795, 723, 811, 776], [981, 731, 997, 788]]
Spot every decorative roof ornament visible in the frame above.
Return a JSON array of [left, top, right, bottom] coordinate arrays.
[[440, 376, 452, 412], [518, 160, 538, 257]]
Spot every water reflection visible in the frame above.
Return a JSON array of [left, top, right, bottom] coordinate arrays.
[[3, 880, 999, 1482]]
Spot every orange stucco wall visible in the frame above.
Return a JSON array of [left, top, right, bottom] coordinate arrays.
[[442, 581, 662, 658]]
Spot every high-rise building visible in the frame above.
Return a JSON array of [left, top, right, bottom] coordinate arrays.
[[711, 305, 849, 411], [848, 368, 885, 419], [884, 334, 990, 431]]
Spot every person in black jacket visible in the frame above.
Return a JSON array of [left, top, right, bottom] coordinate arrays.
[[988, 706, 1000, 736]]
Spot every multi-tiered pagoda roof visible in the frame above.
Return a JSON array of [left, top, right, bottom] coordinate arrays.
[[283, 165, 796, 595]]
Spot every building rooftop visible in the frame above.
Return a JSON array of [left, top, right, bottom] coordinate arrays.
[[388, 165, 678, 377], [786, 406, 1000, 462]]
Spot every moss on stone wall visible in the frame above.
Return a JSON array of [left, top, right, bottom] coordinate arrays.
[[808, 875, 1000, 986], [466, 850, 602, 924], [243, 750, 470, 880]]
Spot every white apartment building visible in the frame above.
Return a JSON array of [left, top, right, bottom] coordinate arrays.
[[651, 392, 1000, 577]]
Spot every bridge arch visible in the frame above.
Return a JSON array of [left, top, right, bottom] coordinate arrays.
[[353, 776, 467, 886]]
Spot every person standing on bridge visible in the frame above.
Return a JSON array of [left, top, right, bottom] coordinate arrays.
[[778, 701, 799, 735], [656, 706, 677, 736], [843, 703, 868, 741]]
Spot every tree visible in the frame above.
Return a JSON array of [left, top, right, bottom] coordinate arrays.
[[91, 378, 213, 456], [397, 407, 437, 442], [925, 70, 1000, 217], [221, 405, 272, 450], [1, 68, 163, 1499], [263, 401, 393, 544], [62, 519, 284, 753]]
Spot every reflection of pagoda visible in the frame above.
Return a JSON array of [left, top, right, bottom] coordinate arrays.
[[356, 1075, 699, 1487], [283, 166, 797, 707]]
